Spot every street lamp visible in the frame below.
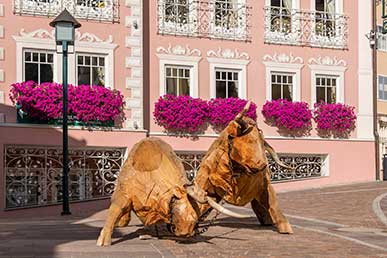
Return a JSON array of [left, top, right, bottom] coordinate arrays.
[[49, 9, 81, 216]]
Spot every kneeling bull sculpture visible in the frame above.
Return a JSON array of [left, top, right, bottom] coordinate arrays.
[[97, 137, 247, 246]]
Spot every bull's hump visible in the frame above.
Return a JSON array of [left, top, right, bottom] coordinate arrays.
[[131, 139, 164, 171]]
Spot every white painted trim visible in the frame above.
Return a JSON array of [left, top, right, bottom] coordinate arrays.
[[207, 57, 250, 99], [265, 0, 300, 9], [310, 0, 343, 13], [309, 64, 346, 105], [263, 62, 303, 101], [156, 54, 201, 97], [13, 35, 117, 88]]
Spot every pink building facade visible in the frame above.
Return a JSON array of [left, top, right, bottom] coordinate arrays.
[[0, 0, 376, 216]]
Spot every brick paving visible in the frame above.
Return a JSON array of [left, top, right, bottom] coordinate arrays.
[[0, 182, 387, 258]]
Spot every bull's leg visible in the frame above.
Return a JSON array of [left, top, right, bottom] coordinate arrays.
[[97, 190, 132, 246], [252, 184, 293, 234], [115, 210, 131, 228]]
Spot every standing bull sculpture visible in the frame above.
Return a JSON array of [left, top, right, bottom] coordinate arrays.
[[188, 101, 293, 234], [97, 137, 248, 246]]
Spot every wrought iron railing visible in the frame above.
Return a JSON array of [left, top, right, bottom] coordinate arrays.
[[157, 0, 252, 41], [176, 151, 327, 182], [13, 0, 120, 23], [5, 145, 126, 209], [264, 6, 348, 49]]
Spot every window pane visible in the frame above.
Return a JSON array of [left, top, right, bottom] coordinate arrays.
[[216, 71, 221, 79], [78, 55, 83, 65], [78, 66, 91, 85], [85, 56, 91, 65], [228, 81, 238, 98], [332, 78, 337, 86], [172, 68, 178, 76], [166, 78, 177, 95], [276, 75, 282, 83], [92, 57, 98, 66], [234, 72, 238, 80], [272, 84, 282, 100], [47, 54, 53, 63], [283, 85, 292, 101], [288, 75, 293, 83], [33, 53, 39, 62], [40, 53, 46, 63], [25, 63, 38, 83], [92, 67, 105, 86], [40, 64, 53, 83], [316, 87, 326, 103], [271, 74, 276, 83], [179, 78, 190, 96], [166, 67, 171, 76], [25, 52, 31, 62], [99, 57, 105, 66], [185, 69, 190, 78], [228, 72, 232, 80], [216, 81, 227, 98], [327, 86, 336, 104]]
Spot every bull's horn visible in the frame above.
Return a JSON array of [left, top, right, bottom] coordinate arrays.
[[264, 141, 293, 170], [185, 185, 251, 219], [206, 197, 251, 219], [235, 101, 251, 121]]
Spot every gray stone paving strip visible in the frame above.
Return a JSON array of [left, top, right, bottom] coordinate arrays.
[[292, 225, 387, 252], [373, 192, 387, 228], [318, 187, 387, 195]]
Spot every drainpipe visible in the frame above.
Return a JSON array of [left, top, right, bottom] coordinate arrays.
[[372, 0, 381, 181]]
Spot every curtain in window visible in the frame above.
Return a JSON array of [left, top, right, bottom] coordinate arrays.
[[326, 0, 335, 14], [282, 0, 292, 9]]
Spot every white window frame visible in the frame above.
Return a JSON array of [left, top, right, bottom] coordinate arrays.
[[164, 64, 192, 96], [208, 57, 249, 99], [378, 74, 387, 102], [157, 54, 201, 97], [158, 0, 198, 35], [309, 64, 346, 105], [377, 25, 387, 52], [209, 0, 247, 39], [214, 68, 240, 98], [22, 49, 56, 84], [264, 62, 302, 101], [264, 0, 301, 44], [76, 53, 107, 87], [13, 34, 117, 88]]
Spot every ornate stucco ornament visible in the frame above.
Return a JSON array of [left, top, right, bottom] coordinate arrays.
[[18, 28, 113, 43], [308, 56, 347, 67], [263, 52, 304, 64], [206, 47, 250, 60], [156, 44, 201, 56]]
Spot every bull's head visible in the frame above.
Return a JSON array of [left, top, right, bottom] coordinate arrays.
[[224, 101, 291, 175]]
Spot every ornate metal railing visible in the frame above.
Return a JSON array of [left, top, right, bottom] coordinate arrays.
[[13, 0, 120, 23], [177, 151, 327, 182], [264, 6, 348, 49], [5, 145, 126, 209], [157, 0, 252, 41]]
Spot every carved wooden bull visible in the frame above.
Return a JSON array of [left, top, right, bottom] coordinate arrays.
[[97, 137, 246, 246], [188, 102, 294, 234]]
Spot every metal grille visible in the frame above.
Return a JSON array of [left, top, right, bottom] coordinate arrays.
[[5, 145, 126, 209], [157, 0, 252, 41], [264, 7, 348, 49], [177, 151, 327, 182], [13, 0, 120, 23]]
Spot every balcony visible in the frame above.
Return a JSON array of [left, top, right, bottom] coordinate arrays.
[[264, 6, 348, 49], [157, 0, 252, 41], [13, 0, 119, 23]]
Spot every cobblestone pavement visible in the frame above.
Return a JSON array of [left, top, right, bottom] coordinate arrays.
[[1, 182, 387, 258]]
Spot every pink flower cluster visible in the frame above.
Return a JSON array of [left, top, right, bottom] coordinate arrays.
[[208, 98, 257, 131], [153, 95, 209, 135], [10, 81, 125, 123], [313, 102, 357, 135], [262, 99, 313, 130]]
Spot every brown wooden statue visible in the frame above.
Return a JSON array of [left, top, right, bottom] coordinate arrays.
[[97, 137, 248, 246], [188, 102, 294, 234]]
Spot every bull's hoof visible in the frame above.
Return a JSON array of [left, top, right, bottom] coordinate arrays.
[[96, 229, 112, 246], [277, 222, 294, 234]]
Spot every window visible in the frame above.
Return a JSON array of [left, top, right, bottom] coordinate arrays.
[[214, 0, 239, 29], [164, 0, 189, 25], [269, 0, 292, 34], [315, 75, 337, 103], [377, 26, 387, 52], [215, 69, 239, 98], [77, 54, 106, 86], [315, 0, 336, 37], [165, 65, 191, 96], [211, 0, 247, 38], [23, 50, 54, 84], [271, 72, 294, 101], [379, 76, 387, 101]]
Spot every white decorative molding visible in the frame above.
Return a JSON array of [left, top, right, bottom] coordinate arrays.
[[156, 44, 201, 57], [0, 91, 4, 104], [308, 56, 347, 67], [263, 52, 303, 64], [0, 47, 4, 60], [0, 4, 4, 17], [18, 29, 113, 43], [0, 25, 4, 38], [0, 69, 4, 82], [206, 47, 249, 60]]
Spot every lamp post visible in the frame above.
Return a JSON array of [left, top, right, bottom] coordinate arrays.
[[50, 9, 81, 215]]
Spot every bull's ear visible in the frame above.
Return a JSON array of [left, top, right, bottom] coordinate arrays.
[[173, 186, 185, 199], [226, 121, 240, 137]]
